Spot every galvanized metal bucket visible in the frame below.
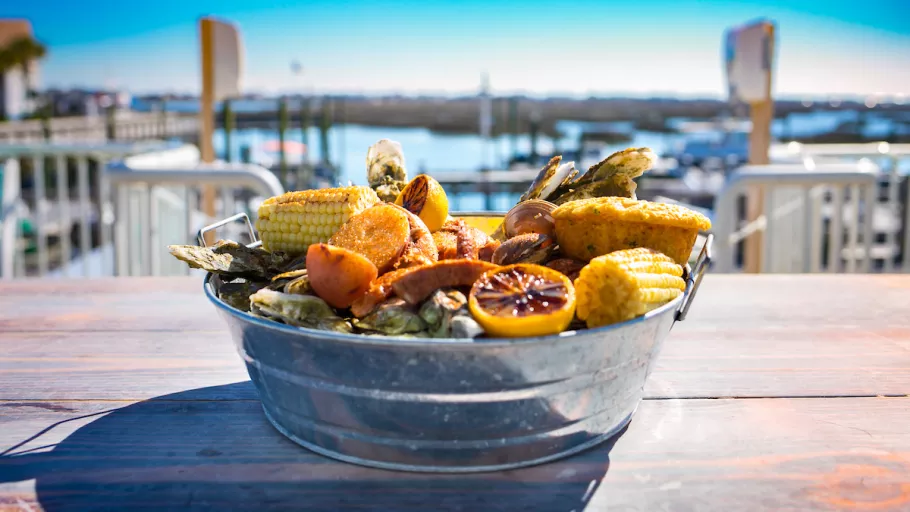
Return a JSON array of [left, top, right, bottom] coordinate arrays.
[[201, 212, 713, 473]]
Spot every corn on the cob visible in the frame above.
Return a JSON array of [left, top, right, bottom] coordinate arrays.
[[255, 186, 380, 253], [574, 248, 685, 329], [553, 197, 711, 265]]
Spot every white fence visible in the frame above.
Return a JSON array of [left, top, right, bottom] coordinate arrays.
[[1, 140, 907, 278], [711, 160, 907, 273], [106, 154, 283, 277], [0, 142, 283, 279]]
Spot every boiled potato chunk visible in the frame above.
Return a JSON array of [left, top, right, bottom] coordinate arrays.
[[306, 243, 378, 309]]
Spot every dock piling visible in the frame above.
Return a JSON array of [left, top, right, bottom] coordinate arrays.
[[319, 97, 332, 166], [223, 99, 234, 162], [278, 97, 289, 186]]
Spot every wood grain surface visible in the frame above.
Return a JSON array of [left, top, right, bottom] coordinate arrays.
[[3, 394, 910, 511], [3, 275, 909, 331], [2, 275, 910, 511], [2, 276, 908, 400]]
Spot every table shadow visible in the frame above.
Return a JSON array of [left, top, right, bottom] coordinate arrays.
[[0, 381, 622, 512]]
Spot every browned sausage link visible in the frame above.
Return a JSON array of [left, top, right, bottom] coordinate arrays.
[[350, 267, 422, 317], [392, 260, 499, 305]]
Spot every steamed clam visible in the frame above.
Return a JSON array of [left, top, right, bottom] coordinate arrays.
[[366, 139, 409, 202], [492, 233, 557, 266], [503, 199, 556, 239]]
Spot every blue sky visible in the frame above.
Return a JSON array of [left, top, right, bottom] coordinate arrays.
[[7, 0, 910, 98]]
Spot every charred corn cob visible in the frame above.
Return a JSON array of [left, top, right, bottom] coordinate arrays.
[[553, 197, 711, 265], [574, 248, 685, 328], [255, 186, 380, 253]]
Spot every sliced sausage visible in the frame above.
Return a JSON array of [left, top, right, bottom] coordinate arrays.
[[392, 260, 499, 305]]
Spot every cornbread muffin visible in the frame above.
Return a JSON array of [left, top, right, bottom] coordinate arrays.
[[552, 197, 711, 265], [575, 248, 685, 328]]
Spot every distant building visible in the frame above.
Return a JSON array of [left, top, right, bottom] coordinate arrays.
[[0, 19, 40, 120], [45, 89, 132, 117]]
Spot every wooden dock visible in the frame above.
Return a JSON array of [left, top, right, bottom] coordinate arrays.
[[0, 112, 199, 143]]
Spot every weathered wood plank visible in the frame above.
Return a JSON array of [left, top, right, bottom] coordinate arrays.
[[2, 396, 909, 511], [0, 277, 201, 295], [2, 275, 909, 332], [648, 324, 910, 398], [3, 324, 910, 400], [0, 331, 249, 400], [0, 289, 221, 332], [2, 276, 909, 398]]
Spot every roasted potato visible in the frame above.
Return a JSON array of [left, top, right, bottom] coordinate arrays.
[[306, 243, 378, 309]]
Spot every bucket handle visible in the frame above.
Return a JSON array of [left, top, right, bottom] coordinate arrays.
[[197, 212, 260, 248], [675, 233, 712, 322]]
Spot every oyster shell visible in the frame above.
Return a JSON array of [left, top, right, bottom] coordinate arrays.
[[272, 268, 308, 281], [270, 269, 313, 295], [492, 233, 557, 266], [492, 147, 655, 241], [549, 147, 657, 203], [503, 199, 556, 239], [518, 156, 578, 203], [353, 298, 427, 335], [284, 275, 313, 295], [419, 289, 465, 328], [218, 279, 267, 312], [366, 139, 409, 202], [249, 289, 352, 333], [279, 253, 308, 273], [418, 289, 484, 339], [168, 240, 293, 280]]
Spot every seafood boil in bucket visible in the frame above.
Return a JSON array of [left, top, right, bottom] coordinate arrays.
[[169, 139, 711, 339]]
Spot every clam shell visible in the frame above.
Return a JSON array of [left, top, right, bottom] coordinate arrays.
[[492, 233, 557, 266], [504, 199, 557, 239]]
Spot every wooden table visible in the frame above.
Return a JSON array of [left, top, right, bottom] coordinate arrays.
[[1, 276, 909, 511]]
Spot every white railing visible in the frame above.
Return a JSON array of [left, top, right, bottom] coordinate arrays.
[[106, 156, 283, 277], [0, 112, 199, 143], [771, 141, 910, 273], [3, 140, 905, 278], [0, 141, 188, 278], [0, 142, 284, 279], [710, 161, 905, 273]]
